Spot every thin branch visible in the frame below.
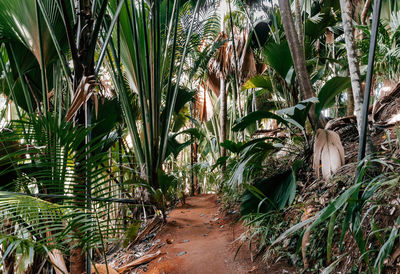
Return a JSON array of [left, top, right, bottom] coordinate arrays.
[[361, 0, 372, 25]]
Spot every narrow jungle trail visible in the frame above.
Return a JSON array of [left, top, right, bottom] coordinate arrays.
[[142, 194, 291, 274], [144, 194, 256, 274]]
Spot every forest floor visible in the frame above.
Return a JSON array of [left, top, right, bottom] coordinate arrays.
[[141, 194, 294, 274]]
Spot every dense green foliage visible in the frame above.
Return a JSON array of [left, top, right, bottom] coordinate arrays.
[[0, 0, 400, 273]]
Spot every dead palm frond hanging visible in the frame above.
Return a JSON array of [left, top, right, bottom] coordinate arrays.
[[313, 129, 345, 180], [207, 27, 257, 96], [65, 75, 99, 122]]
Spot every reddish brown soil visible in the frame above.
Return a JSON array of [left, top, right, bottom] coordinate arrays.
[[143, 194, 294, 274]]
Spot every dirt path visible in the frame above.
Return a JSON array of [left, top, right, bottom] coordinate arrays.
[[144, 194, 266, 274]]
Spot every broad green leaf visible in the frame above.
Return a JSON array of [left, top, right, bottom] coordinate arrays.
[[123, 221, 141, 248], [242, 75, 272, 91], [315, 76, 351, 120], [232, 111, 288, 132], [277, 97, 319, 128], [240, 169, 296, 215], [173, 85, 196, 114], [220, 140, 243, 154], [157, 169, 177, 196], [263, 41, 293, 80], [92, 98, 122, 139], [0, 0, 67, 65]]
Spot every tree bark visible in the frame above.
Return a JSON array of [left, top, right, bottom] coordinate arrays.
[[278, 0, 318, 128], [346, 87, 355, 116], [294, 0, 304, 50], [70, 247, 85, 274], [340, 0, 364, 133]]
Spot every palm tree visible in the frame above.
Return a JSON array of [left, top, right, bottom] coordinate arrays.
[[278, 0, 318, 128], [340, 0, 364, 133]]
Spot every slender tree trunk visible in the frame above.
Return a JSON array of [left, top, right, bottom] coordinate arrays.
[[220, 78, 227, 172], [340, 0, 364, 133], [190, 142, 198, 195], [194, 143, 198, 194], [359, 0, 370, 48], [190, 101, 196, 196], [347, 87, 355, 116], [219, 1, 227, 176], [67, 0, 97, 271], [278, 0, 318, 128], [361, 0, 372, 25], [294, 0, 304, 50]]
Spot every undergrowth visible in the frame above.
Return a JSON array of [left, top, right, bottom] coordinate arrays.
[[237, 156, 400, 273]]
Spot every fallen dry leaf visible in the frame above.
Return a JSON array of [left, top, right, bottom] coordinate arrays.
[[116, 250, 164, 273], [91, 264, 119, 274], [248, 266, 258, 272]]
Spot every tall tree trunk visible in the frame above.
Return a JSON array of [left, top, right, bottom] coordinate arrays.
[[190, 142, 199, 195], [220, 77, 227, 163], [219, 1, 227, 176], [340, 0, 364, 133], [190, 101, 196, 196], [294, 0, 304, 50], [62, 0, 109, 271], [278, 0, 318, 128]]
